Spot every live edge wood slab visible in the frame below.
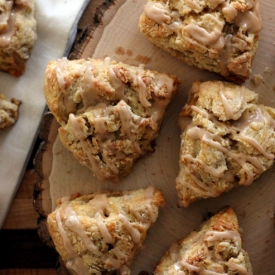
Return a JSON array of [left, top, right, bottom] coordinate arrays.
[[33, 0, 275, 274]]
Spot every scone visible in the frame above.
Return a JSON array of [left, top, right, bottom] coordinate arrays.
[[154, 207, 253, 275], [44, 57, 181, 181], [0, 0, 37, 76], [0, 94, 21, 129], [176, 80, 275, 207], [139, 0, 262, 83], [47, 186, 166, 275]]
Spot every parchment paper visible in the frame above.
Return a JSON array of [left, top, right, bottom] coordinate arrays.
[[0, 0, 90, 228], [48, 0, 275, 274]]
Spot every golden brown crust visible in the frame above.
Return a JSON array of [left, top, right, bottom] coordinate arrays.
[[47, 187, 166, 275], [44, 57, 181, 181], [154, 207, 253, 275], [0, 0, 37, 76], [139, 0, 262, 83], [0, 93, 21, 129], [176, 80, 275, 207]]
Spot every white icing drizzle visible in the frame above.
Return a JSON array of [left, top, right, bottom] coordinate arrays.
[[94, 212, 115, 244], [67, 113, 86, 140], [119, 214, 142, 245], [232, 36, 248, 52], [56, 204, 78, 257], [68, 101, 142, 180], [204, 230, 241, 242], [112, 247, 128, 261], [186, 0, 202, 12], [55, 197, 91, 274], [146, 73, 175, 130], [126, 186, 158, 229], [91, 103, 108, 134], [63, 201, 102, 256], [183, 15, 225, 51], [128, 205, 145, 223], [181, 261, 227, 275], [68, 113, 107, 181], [219, 83, 246, 120], [104, 57, 128, 102], [56, 57, 176, 180], [179, 164, 220, 197], [143, 185, 158, 223], [154, 73, 175, 97], [183, 154, 224, 179], [115, 100, 142, 154], [221, 2, 238, 22], [226, 260, 249, 275], [0, 4, 15, 47], [143, 0, 262, 77], [190, 105, 224, 128], [238, 133, 274, 160], [137, 65, 151, 108], [54, 188, 157, 274], [144, 2, 170, 25], [235, 9, 262, 33], [170, 228, 249, 275], [186, 125, 263, 186], [55, 58, 76, 115], [179, 82, 275, 195], [233, 108, 274, 130], [89, 193, 110, 213], [79, 61, 99, 109]]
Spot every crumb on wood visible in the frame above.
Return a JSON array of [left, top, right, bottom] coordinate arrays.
[[264, 67, 270, 74], [251, 74, 263, 86]]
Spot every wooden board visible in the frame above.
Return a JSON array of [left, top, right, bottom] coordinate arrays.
[[35, 0, 275, 274]]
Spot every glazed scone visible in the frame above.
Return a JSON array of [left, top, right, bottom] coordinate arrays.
[[154, 207, 253, 275], [47, 186, 166, 275], [0, 94, 21, 129], [176, 80, 275, 207], [0, 0, 37, 76], [44, 57, 181, 181], [139, 0, 262, 83]]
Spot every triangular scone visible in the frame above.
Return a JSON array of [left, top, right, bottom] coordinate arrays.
[[44, 57, 181, 181], [0, 0, 37, 76], [154, 207, 253, 275], [47, 186, 165, 275], [139, 0, 262, 83], [176, 80, 275, 207]]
